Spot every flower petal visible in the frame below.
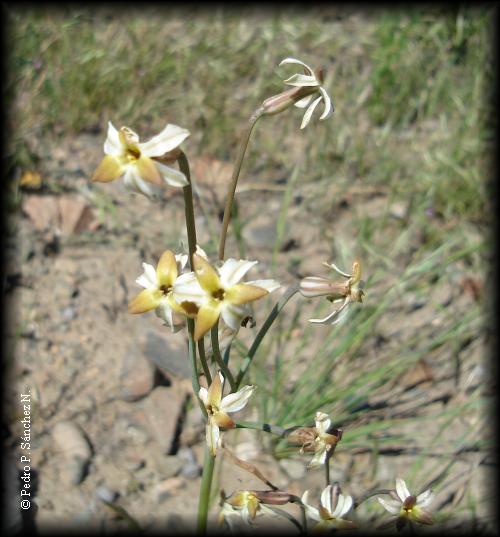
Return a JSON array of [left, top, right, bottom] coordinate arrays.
[[135, 156, 163, 186], [128, 288, 163, 314], [411, 507, 434, 525], [199, 386, 208, 406], [416, 489, 434, 509], [135, 262, 158, 289], [139, 124, 190, 157], [378, 497, 401, 515], [225, 284, 268, 305], [301, 490, 321, 521], [308, 446, 328, 468], [221, 385, 255, 413], [333, 494, 352, 519], [396, 478, 411, 502], [103, 121, 122, 156], [321, 485, 334, 514], [300, 95, 323, 129], [212, 411, 235, 429], [221, 303, 246, 331], [194, 304, 221, 341], [122, 167, 158, 197], [206, 368, 223, 407], [206, 421, 220, 456], [172, 272, 206, 304], [193, 254, 221, 293], [154, 160, 189, 188], [284, 73, 319, 87], [319, 87, 333, 120], [279, 58, 314, 75], [92, 155, 124, 183], [309, 297, 349, 324], [156, 250, 178, 288], [315, 412, 331, 434], [218, 259, 258, 288], [294, 95, 314, 109], [246, 279, 280, 293]]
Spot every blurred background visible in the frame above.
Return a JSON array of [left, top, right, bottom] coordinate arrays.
[[3, 4, 495, 533]]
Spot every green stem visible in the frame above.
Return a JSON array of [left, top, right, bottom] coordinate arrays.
[[211, 324, 236, 391], [235, 420, 286, 437], [325, 455, 331, 487], [197, 339, 212, 386], [188, 319, 207, 419], [218, 107, 264, 260], [235, 285, 299, 389], [178, 151, 197, 265], [197, 446, 216, 533]]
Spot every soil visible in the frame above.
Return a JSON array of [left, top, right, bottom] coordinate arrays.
[[3, 133, 493, 534]]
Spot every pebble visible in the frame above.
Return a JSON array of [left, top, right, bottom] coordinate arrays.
[[119, 348, 157, 402], [152, 477, 184, 503], [143, 330, 191, 380], [95, 485, 119, 504], [51, 421, 92, 485], [178, 447, 201, 479]]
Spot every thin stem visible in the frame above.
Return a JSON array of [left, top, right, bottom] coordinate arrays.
[[218, 107, 264, 260], [325, 454, 331, 487], [235, 421, 286, 437], [197, 446, 216, 534], [197, 339, 212, 386], [178, 151, 197, 265], [235, 285, 299, 389], [210, 324, 236, 391], [188, 319, 207, 419]]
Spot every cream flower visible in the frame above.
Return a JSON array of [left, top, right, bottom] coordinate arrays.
[[128, 250, 188, 330], [172, 250, 280, 341], [377, 478, 434, 529], [287, 411, 342, 468], [280, 58, 333, 129], [92, 122, 189, 197], [300, 260, 365, 325], [199, 372, 255, 456], [302, 484, 356, 530]]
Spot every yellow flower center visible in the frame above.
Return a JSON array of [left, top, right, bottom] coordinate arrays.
[[159, 284, 171, 295], [125, 147, 141, 162]]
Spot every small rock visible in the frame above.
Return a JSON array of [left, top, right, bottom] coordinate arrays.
[[143, 330, 191, 380], [152, 455, 183, 480], [152, 477, 185, 503], [179, 405, 204, 446], [52, 421, 92, 485], [96, 485, 119, 503], [119, 349, 157, 402], [389, 201, 408, 220], [140, 387, 186, 454], [178, 447, 201, 479], [61, 305, 78, 322]]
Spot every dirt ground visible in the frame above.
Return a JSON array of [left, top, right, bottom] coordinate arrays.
[[3, 132, 494, 534]]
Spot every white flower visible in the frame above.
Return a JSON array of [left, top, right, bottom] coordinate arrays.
[[92, 122, 190, 197], [378, 478, 434, 528], [172, 250, 280, 341], [199, 372, 255, 455], [128, 250, 188, 330], [302, 484, 356, 530], [280, 58, 333, 129], [300, 260, 364, 325], [307, 412, 342, 468]]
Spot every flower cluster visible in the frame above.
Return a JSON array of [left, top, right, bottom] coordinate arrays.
[[128, 247, 279, 340]]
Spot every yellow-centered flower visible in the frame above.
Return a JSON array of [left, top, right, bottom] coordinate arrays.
[[377, 478, 434, 529], [92, 122, 189, 197], [172, 250, 280, 341], [128, 250, 188, 330], [219, 490, 286, 528], [302, 484, 356, 530], [300, 260, 365, 325], [199, 372, 255, 456]]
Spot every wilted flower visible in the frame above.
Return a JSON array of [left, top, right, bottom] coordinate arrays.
[[302, 483, 356, 530], [172, 249, 280, 341], [300, 260, 365, 325], [92, 122, 189, 197], [128, 250, 189, 330], [199, 372, 255, 456], [288, 412, 342, 468], [377, 478, 434, 530], [278, 58, 333, 129], [219, 490, 289, 528]]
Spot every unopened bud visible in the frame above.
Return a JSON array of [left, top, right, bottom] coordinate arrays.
[[262, 86, 317, 116]]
